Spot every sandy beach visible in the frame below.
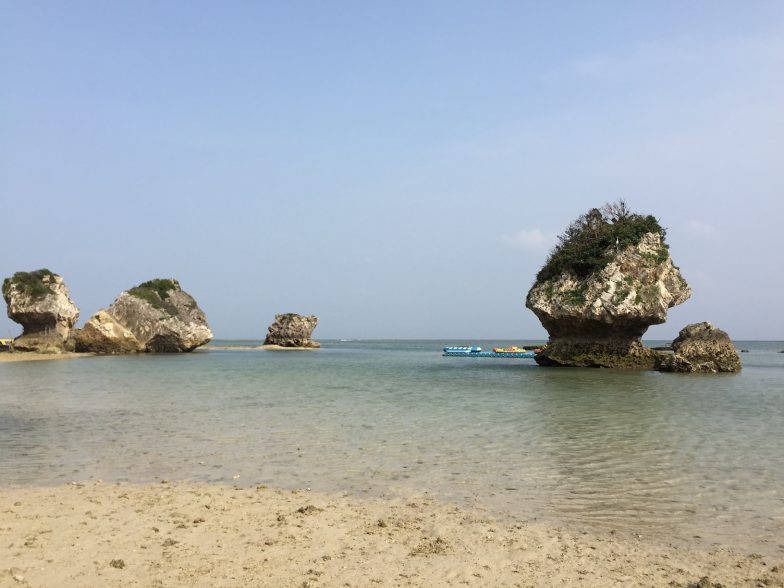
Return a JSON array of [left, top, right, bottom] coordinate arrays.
[[0, 352, 93, 363], [207, 345, 317, 351], [1, 482, 781, 588], [259, 344, 320, 351]]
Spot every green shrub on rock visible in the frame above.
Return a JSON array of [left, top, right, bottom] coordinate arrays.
[[127, 279, 181, 316], [2, 269, 56, 301], [537, 200, 667, 282]]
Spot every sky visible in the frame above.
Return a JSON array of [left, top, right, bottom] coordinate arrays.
[[2, 1, 783, 340]]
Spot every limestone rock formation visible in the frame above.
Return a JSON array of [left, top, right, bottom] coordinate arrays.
[[73, 310, 144, 353], [656, 322, 741, 373], [526, 204, 691, 368], [3, 269, 80, 352], [264, 313, 320, 348], [77, 278, 212, 353]]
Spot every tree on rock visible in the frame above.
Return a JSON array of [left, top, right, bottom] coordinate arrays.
[[526, 201, 690, 368]]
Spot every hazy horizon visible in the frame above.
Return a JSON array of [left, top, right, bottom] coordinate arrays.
[[3, 2, 783, 340]]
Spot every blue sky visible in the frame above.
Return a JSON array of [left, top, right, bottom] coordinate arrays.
[[2, 1, 783, 340]]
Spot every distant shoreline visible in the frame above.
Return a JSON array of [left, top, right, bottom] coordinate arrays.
[[1, 340, 780, 362]]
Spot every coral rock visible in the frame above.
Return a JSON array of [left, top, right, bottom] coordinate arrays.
[[527, 233, 690, 368], [73, 310, 144, 353], [2, 269, 79, 352], [264, 313, 320, 348], [656, 322, 741, 373], [107, 279, 213, 352], [75, 278, 212, 353]]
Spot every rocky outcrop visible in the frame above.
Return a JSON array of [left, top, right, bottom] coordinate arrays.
[[3, 269, 80, 352], [527, 231, 691, 368], [656, 322, 741, 373], [76, 279, 212, 353], [264, 313, 320, 348], [73, 310, 144, 353]]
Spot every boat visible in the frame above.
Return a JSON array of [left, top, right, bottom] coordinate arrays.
[[443, 346, 482, 353], [443, 346, 536, 359], [492, 345, 526, 353]]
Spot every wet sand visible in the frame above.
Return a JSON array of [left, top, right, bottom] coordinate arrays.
[[2, 482, 781, 587], [0, 346, 317, 359], [259, 344, 319, 351], [0, 352, 93, 363], [206, 345, 318, 351]]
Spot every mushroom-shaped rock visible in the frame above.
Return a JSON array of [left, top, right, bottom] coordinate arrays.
[[526, 204, 691, 368], [656, 322, 741, 373], [73, 310, 144, 353], [264, 313, 320, 348], [2, 269, 80, 352]]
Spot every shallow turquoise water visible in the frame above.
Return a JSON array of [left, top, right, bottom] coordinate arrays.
[[1, 340, 783, 555]]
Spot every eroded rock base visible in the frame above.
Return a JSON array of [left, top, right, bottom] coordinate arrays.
[[535, 337, 658, 369]]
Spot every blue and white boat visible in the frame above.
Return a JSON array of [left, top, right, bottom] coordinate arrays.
[[443, 345, 536, 359], [443, 346, 482, 353]]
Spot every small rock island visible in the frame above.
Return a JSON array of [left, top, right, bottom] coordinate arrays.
[[525, 201, 733, 370], [2, 269, 80, 353], [263, 313, 320, 349], [657, 321, 741, 373], [76, 279, 213, 353], [527, 202, 690, 368]]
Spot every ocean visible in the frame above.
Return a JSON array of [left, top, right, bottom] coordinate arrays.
[[1, 340, 782, 556]]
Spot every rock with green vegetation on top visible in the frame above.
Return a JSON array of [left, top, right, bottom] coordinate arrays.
[[656, 322, 741, 373], [526, 201, 691, 368], [2, 269, 80, 352], [76, 278, 212, 353], [264, 313, 320, 348]]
